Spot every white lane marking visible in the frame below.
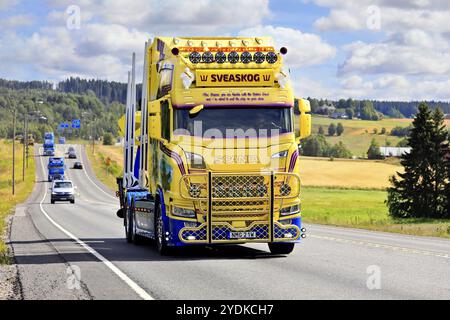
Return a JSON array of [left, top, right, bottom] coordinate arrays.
[[310, 234, 450, 260], [78, 144, 117, 201], [38, 147, 154, 300]]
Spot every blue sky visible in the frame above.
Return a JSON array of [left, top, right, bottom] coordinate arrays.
[[1, 0, 450, 101]]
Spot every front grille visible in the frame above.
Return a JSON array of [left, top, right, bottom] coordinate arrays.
[[212, 175, 267, 198]]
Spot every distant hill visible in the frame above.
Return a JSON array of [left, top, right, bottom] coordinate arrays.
[[58, 77, 142, 105]]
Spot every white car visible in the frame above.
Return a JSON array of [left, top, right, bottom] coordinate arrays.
[[51, 180, 76, 204]]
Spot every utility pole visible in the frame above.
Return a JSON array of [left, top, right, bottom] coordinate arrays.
[[92, 121, 95, 155], [22, 114, 26, 181], [12, 108, 16, 195], [26, 115, 29, 169]]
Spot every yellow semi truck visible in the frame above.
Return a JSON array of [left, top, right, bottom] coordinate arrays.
[[116, 37, 311, 255]]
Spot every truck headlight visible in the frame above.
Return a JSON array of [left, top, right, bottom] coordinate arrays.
[[271, 150, 288, 158], [172, 206, 196, 218], [185, 152, 206, 169], [280, 204, 300, 216]]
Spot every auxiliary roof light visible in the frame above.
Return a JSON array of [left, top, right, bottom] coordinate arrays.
[[189, 51, 201, 64], [181, 67, 195, 89], [253, 51, 265, 64], [202, 51, 214, 63], [266, 51, 278, 64], [228, 51, 239, 64], [276, 69, 290, 89], [215, 51, 226, 64], [241, 51, 252, 64]]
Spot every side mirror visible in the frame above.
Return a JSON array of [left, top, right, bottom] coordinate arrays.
[[297, 98, 311, 141]]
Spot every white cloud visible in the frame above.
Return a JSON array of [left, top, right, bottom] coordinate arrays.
[[312, 0, 450, 33], [45, 0, 271, 33], [339, 30, 450, 76], [1, 14, 35, 28], [0, 0, 19, 10], [239, 25, 336, 68], [0, 25, 150, 81]]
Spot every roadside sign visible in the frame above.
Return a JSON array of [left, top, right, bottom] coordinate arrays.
[[59, 122, 69, 129], [72, 119, 81, 129]]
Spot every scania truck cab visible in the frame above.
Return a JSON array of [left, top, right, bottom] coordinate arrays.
[[43, 132, 55, 156], [116, 37, 311, 255], [48, 157, 65, 182]]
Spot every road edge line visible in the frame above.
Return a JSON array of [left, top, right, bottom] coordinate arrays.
[[38, 147, 154, 300]]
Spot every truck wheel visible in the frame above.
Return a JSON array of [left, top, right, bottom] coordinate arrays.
[[268, 243, 295, 255], [51, 199, 55, 204], [125, 204, 133, 243], [155, 202, 170, 255]]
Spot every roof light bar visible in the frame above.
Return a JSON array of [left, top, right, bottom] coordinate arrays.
[[185, 50, 279, 64]]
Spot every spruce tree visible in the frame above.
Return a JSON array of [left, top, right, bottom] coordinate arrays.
[[430, 108, 449, 217], [328, 123, 336, 136], [387, 103, 448, 218]]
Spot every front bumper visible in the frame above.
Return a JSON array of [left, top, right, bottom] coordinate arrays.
[[51, 194, 74, 201], [165, 217, 303, 246]]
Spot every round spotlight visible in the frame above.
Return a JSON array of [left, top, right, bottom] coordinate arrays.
[[189, 184, 201, 198], [228, 51, 239, 64], [202, 51, 214, 63], [280, 47, 288, 55], [280, 183, 292, 196], [241, 51, 252, 64], [189, 51, 201, 64], [171, 47, 180, 56], [253, 51, 265, 64], [215, 51, 226, 64], [266, 51, 278, 64]]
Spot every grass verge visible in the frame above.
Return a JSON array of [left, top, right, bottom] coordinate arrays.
[[85, 143, 121, 191], [0, 140, 35, 264]]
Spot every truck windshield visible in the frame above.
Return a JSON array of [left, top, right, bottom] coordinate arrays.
[[54, 182, 72, 188], [174, 107, 292, 137]]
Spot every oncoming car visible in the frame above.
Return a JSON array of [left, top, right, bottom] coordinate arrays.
[[51, 180, 76, 204], [73, 162, 83, 169]]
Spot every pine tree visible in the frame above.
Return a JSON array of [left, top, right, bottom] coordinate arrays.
[[430, 108, 449, 217], [328, 123, 336, 136], [387, 103, 449, 218], [367, 139, 382, 159], [336, 123, 344, 136]]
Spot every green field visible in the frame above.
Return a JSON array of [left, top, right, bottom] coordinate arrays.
[[302, 187, 450, 238], [307, 116, 449, 156], [310, 116, 411, 156], [0, 140, 35, 264]]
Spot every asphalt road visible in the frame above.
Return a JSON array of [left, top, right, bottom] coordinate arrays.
[[9, 144, 450, 300]]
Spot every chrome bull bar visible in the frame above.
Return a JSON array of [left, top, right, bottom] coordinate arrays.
[[179, 171, 301, 243]]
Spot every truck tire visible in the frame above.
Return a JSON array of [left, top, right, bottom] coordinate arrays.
[[268, 243, 295, 255], [155, 202, 170, 255], [125, 203, 133, 243], [51, 199, 55, 204], [70, 199, 75, 204]]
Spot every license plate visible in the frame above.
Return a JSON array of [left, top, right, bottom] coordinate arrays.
[[229, 231, 257, 239]]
